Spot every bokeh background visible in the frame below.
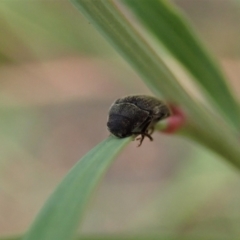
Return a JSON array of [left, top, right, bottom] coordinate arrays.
[[1, 0, 240, 238]]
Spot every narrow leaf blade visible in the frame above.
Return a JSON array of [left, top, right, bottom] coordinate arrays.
[[23, 136, 130, 240], [70, 0, 240, 167], [123, 0, 240, 129]]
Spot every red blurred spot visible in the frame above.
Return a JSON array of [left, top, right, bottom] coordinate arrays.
[[162, 104, 186, 134]]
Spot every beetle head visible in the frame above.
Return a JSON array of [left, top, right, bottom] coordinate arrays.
[[107, 114, 133, 138]]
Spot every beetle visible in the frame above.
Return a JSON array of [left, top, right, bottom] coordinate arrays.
[[107, 95, 171, 146]]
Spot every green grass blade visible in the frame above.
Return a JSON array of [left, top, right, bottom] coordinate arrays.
[[1, 235, 231, 240], [76, 235, 232, 240], [70, 0, 240, 167], [23, 136, 130, 240], [123, 0, 240, 129]]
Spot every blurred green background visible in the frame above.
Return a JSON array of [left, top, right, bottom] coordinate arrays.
[[0, 0, 240, 238]]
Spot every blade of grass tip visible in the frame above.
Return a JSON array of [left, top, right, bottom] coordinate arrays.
[[23, 136, 131, 240], [123, 0, 240, 130]]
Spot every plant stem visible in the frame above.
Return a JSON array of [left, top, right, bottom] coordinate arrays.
[[71, 0, 240, 169]]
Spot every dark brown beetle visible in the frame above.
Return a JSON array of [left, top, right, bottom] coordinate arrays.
[[107, 95, 171, 146]]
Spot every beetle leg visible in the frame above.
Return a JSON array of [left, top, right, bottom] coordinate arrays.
[[148, 127, 154, 135], [135, 116, 154, 146], [136, 132, 153, 147]]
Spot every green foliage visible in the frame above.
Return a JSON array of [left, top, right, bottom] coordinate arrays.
[[71, 0, 240, 165], [23, 137, 130, 240], [124, 0, 240, 129], [3, 0, 238, 240]]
